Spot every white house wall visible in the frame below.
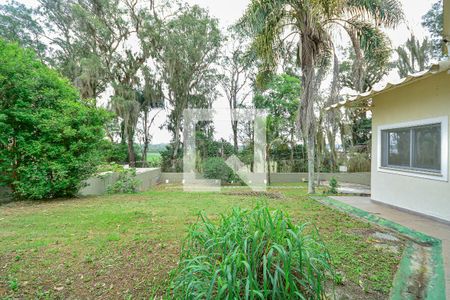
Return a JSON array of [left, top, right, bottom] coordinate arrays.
[[371, 71, 450, 222]]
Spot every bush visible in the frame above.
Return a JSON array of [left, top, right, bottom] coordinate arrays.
[[347, 152, 371, 172], [146, 153, 161, 168], [327, 177, 339, 194], [0, 40, 109, 200], [202, 157, 239, 184], [169, 206, 334, 299], [106, 167, 140, 194]]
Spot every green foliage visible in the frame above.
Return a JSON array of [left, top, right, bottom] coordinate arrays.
[[351, 116, 372, 148], [0, 1, 46, 58], [97, 162, 125, 173], [8, 277, 19, 292], [160, 5, 222, 165], [100, 141, 142, 164], [422, 0, 445, 58], [146, 153, 162, 168], [170, 206, 334, 299], [347, 152, 371, 173], [0, 40, 109, 200], [106, 167, 140, 194], [395, 35, 432, 77], [254, 73, 300, 139], [327, 177, 339, 194], [202, 157, 239, 184], [160, 144, 183, 172]]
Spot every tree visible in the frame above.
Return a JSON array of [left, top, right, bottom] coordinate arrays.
[[254, 74, 300, 180], [136, 71, 164, 165], [39, 0, 163, 166], [241, 0, 402, 193], [0, 40, 109, 200], [395, 35, 433, 77], [219, 28, 255, 152], [158, 5, 221, 171], [422, 0, 445, 58], [0, 0, 46, 59], [0, 0, 165, 167]]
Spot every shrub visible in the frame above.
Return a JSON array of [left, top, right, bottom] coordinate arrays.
[[0, 40, 109, 200], [169, 206, 334, 299], [202, 157, 239, 184], [327, 177, 339, 194], [347, 152, 371, 172], [146, 153, 162, 168], [106, 167, 140, 194]]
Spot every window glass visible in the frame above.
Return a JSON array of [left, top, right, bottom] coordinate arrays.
[[380, 122, 442, 173], [412, 125, 441, 171], [387, 129, 410, 167]]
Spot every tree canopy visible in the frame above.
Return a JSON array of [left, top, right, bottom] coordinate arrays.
[[0, 40, 109, 199]]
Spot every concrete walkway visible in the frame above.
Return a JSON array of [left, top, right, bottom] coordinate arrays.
[[331, 196, 450, 299]]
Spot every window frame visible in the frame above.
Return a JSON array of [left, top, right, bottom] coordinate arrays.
[[377, 116, 448, 182]]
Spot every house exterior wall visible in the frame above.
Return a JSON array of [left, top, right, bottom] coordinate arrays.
[[371, 71, 450, 222]]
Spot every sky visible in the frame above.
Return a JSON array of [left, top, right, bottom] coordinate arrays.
[[12, 0, 439, 144]]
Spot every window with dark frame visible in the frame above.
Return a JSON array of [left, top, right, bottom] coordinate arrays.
[[381, 123, 441, 173]]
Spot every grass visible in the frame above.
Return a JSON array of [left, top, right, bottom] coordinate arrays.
[[0, 183, 403, 299], [171, 206, 333, 299]]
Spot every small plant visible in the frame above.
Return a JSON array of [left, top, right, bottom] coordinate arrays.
[[169, 205, 335, 299], [107, 168, 140, 194], [8, 277, 19, 292], [327, 177, 339, 194]]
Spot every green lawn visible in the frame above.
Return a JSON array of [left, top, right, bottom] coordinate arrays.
[[0, 184, 403, 299]]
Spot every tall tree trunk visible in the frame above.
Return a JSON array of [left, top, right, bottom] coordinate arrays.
[[290, 134, 295, 172], [171, 118, 181, 171], [299, 45, 317, 194], [127, 128, 136, 167], [327, 130, 338, 171], [307, 133, 315, 193], [232, 119, 238, 153], [142, 111, 149, 167]]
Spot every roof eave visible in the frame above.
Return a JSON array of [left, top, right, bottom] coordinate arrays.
[[325, 61, 450, 111]]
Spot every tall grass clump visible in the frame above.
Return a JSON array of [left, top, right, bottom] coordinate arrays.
[[169, 206, 334, 299]]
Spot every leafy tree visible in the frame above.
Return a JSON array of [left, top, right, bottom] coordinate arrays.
[[219, 28, 255, 152], [254, 74, 300, 178], [0, 0, 46, 59], [1, 0, 164, 166], [0, 40, 109, 200], [241, 0, 402, 193], [395, 35, 433, 77], [422, 0, 445, 58], [158, 5, 221, 171]]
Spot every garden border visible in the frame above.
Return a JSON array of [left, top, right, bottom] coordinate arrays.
[[312, 196, 446, 300]]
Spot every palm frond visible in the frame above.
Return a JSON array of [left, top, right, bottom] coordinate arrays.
[[345, 0, 404, 28]]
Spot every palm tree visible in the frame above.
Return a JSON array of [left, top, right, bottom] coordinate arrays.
[[241, 0, 403, 193], [396, 35, 433, 77]]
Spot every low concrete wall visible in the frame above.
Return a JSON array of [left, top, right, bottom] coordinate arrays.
[[160, 172, 185, 183], [160, 172, 371, 186], [79, 168, 161, 196], [269, 172, 371, 186]]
